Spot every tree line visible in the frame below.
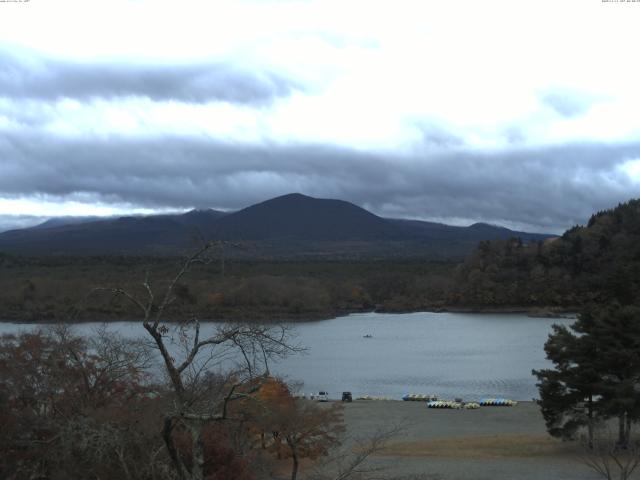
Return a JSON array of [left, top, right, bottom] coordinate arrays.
[[0, 255, 455, 323], [450, 199, 640, 310]]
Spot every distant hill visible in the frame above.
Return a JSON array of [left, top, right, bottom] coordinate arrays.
[[448, 198, 640, 308], [0, 193, 553, 258], [387, 218, 548, 243], [207, 193, 395, 240], [174, 209, 229, 227], [32, 216, 106, 229], [0, 209, 228, 255]]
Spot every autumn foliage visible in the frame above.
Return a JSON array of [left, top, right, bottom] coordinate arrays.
[[241, 378, 345, 479], [0, 331, 345, 480], [0, 328, 166, 479]]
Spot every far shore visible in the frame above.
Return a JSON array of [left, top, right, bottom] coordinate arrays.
[[0, 305, 578, 324]]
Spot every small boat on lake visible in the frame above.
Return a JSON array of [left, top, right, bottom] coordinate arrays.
[[363, 334, 373, 338]]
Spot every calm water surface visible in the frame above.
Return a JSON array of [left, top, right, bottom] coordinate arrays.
[[0, 311, 573, 401]]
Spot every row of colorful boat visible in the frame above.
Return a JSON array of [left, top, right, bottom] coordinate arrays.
[[426, 401, 481, 409], [356, 395, 394, 401], [479, 398, 518, 406], [341, 393, 518, 406], [402, 394, 438, 401], [402, 394, 518, 408]]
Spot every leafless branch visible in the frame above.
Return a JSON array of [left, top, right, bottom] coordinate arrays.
[[308, 424, 404, 480], [580, 433, 640, 480]]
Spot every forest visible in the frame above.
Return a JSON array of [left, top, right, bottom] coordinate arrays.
[[449, 199, 640, 310], [0, 255, 456, 322]]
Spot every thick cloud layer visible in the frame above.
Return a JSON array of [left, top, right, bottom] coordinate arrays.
[[1, 7, 639, 236], [0, 51, 297, 104], [1, 129, 639, 233]]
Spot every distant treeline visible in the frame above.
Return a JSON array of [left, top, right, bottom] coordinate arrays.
[[0, 254, 456, 322], [2, 199, 639, 322], [449, 199, 640, 310]]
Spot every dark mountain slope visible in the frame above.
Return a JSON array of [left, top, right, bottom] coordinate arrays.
[[32, 216, 106, 229], [0, 193, 554, 257], [208, 193, 394, 240], [0, 216, 190, 255], [388, 219, 550, 243], [0, 209, 229, 255], [174, 209, 228, 228]]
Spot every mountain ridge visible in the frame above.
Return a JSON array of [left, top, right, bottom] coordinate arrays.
[[0, 193, 554, 258]]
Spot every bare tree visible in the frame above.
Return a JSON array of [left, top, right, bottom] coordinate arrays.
[[307, 424, 404, 480], [94, 242, 302, 480], [581, 431, 640, 480], [267, 399, 346, 480]]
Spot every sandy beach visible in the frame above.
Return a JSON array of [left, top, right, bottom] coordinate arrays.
[[339, 400, 603, 480]]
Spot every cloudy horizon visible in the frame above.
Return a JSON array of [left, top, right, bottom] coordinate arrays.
[[1, 0, 640, 234]]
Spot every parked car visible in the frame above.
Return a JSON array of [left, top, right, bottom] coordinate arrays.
[[317, 391, 329, 402], [341, 391, 353, 402]]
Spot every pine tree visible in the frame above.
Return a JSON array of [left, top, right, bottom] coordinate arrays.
[[534, 303, 640, 448], [534, 321, 600, 447], [585, 304, 640, 447]]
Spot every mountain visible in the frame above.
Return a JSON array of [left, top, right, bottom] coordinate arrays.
[[31, 216, 106, 229], [388, 219, 549, 244], [0, 209, 228, 255], [30, 209, 228, 232], [174, 209, 229, 227], [207, 193, 394, 240], [0, 194, 553, 258], [0, 215, 188, 255]]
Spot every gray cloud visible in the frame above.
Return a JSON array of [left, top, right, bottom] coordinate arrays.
[[539, 87, 602, 118], [0, 50, 298, 104], [1, 128, 640, 234], [0, 215, 47, 233], [414, 122, 465, 148]]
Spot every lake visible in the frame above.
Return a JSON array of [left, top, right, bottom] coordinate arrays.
[[0, 311, 573, 401]]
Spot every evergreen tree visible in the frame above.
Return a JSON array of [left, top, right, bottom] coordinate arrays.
[[534, 303, 640, 448], [585, 304, 640, 447], [534, 321, 600, 447]]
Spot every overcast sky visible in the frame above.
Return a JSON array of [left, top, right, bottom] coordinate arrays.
[[1, 0, 640, 234]]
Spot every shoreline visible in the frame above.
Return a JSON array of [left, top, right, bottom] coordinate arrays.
[[0, 305, 578, 324]]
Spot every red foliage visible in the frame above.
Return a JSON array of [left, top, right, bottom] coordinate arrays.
[[170, 423, 255, 480], [0, 330, 157, 479], [203, 425, 254, 480]]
